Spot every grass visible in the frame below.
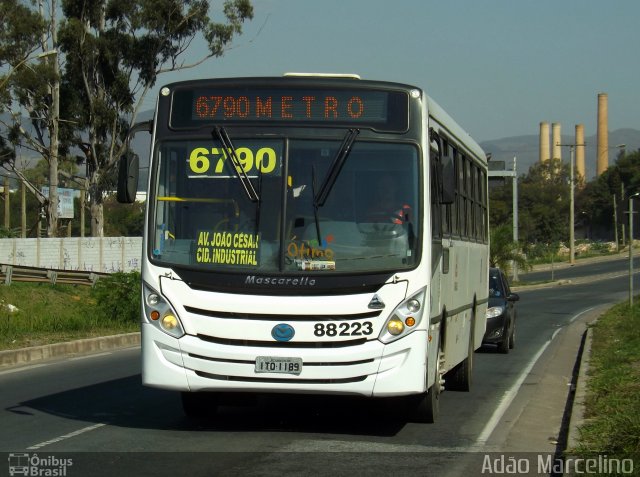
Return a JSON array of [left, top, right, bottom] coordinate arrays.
[[572, 300, 640, 470], [0, 281, 139, 350]]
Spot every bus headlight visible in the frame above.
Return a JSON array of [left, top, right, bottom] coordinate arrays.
[[143, 282, 185, 338], [378, 288, 426, 344], [161, 314, 179, 331], [387, 317, 405, 335]]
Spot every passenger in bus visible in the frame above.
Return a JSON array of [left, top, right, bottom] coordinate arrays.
[[364, 175, 412, 224]]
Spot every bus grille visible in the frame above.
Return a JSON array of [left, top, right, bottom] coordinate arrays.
[[196, 334, 370, 348], [188, 353, 374, 367], [184, 306, 382, 321]]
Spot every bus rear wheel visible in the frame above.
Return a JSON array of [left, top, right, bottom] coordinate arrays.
[[447, 317, 474, 391], [181, 391, 218, 418]]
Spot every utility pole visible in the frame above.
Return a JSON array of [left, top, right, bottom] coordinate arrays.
[[511, 157, 519, 281], [613, 195, 619, 252], [629, 192, 639, 309], [21, 180, 26, 238], [3, 176, 9, 229], [558, 142, 585, 265], [487, 156, 519, 281], [622, 183, 626, 247], [39, 0, 60, 237]]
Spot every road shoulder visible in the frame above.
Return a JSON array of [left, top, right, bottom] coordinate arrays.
[[492, 305, 606, 453], [0, 333, 140, 368]]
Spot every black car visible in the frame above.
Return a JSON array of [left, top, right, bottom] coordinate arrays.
[[483, 267, 519, 353]]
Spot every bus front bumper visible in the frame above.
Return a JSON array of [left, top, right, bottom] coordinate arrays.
[[141, 323, 429, 397]]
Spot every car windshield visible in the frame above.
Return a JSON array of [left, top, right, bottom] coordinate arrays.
[[489, 272, 504, 297], [150, 137, 420, 274]]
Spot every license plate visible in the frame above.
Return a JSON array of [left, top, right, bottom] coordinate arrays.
[[255, 356, 303, 375]]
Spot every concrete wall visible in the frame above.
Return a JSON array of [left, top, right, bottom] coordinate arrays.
[[0, 237, 143, 273]]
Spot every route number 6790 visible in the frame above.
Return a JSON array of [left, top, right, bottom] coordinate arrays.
[[189, 147, 278, 176]]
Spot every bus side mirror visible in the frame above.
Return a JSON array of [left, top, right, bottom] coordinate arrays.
[[117, 152, 139, 203], [440, 152, 455, 204]]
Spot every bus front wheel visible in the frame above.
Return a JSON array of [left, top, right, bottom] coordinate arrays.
[[411, 345, 444, 423]]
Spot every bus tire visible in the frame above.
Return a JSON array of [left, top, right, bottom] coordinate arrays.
[[411, 341, 444, 423], [181, 391, 218, 418], [447, 315, 474, 392]]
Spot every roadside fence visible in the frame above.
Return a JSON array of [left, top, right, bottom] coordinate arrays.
[[0, 237, 142, 281]]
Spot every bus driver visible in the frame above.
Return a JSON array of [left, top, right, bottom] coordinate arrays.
[[365, 174, 412, 225]]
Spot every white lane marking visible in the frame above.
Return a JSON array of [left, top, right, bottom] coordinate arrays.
[[68, 352, 112, 361], [27, 423, 107, 450], [570, 306, 596, 323], [0, 363, 50, 377], [475, 333, 555, 445], [475, 306, 595, 446]]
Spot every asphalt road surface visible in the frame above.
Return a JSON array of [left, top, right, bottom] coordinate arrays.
[[0, 258, 634, 476]]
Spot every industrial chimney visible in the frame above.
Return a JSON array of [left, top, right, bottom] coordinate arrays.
[[552, 123, 562, 161], [597, 93, 608, 176], [539, 122, 550, 163]]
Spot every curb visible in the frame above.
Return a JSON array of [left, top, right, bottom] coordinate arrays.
[[513, 271, 628, 292], [0, 332, 141, 368], [566, 325, 594, 452], [527, 252, 628, 273]]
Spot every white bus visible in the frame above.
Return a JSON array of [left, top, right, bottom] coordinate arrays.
[[118, 74, 489, 422]]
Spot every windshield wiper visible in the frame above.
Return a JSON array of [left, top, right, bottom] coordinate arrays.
[[313, 128, 359, 207], [310, 165, 322, 244], [212, 126, 259, 203]]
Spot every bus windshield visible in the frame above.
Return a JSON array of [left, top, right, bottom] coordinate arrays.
[[151, 136, 420, 274]]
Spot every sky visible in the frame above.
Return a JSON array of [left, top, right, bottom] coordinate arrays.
[[143, 0, 640, 144]]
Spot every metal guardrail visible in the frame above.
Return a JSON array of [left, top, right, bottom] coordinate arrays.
[[0, 264, 109, 286]]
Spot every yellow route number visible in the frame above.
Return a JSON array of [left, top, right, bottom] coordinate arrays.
[[189, 147, 278, 176]]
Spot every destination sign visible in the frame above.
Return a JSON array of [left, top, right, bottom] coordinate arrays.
[[170, 87, 408, 131]]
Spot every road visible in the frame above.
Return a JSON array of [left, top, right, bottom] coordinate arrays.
[[0, 258, 635, 476]]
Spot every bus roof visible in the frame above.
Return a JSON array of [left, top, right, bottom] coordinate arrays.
[[283, 72, 361, 79], [425, 95, 487, 163]]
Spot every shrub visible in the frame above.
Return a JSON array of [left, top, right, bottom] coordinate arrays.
[[91, 271, 141, 323]]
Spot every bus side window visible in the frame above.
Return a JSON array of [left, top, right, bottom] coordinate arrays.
[[430, 148, 442, 240]]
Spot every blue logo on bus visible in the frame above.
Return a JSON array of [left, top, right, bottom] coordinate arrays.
[[271, 323, 295, 342]]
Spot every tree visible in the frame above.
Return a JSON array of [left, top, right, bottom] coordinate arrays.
[[489, 223, 529, 273], [518, 158, 570, 248], [0, 1, 47, 90], [488, 178, 512, 230], [0, 0, 61, 236], [103, 195, 144, 236], [57, 0, 254, 236], [576, 149, 640, 241]]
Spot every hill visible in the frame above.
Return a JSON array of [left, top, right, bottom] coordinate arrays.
[[480, 128, 640, 179], [4, 109, 639, 187]]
